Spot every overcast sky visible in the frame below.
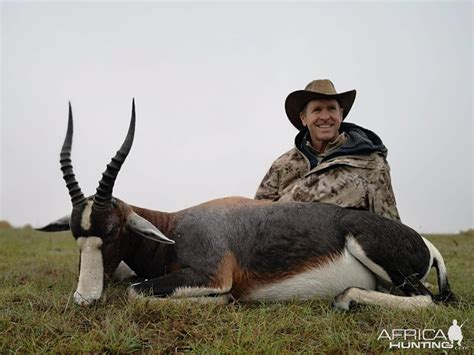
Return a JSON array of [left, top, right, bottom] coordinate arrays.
[[1, 1, 472, 233]]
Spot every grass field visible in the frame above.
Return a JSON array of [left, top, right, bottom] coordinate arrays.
[[0, 227, 472, 353]]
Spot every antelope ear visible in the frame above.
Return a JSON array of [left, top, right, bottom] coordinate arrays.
[[36, 215, 71, 232], [127, 212, 175, 244]]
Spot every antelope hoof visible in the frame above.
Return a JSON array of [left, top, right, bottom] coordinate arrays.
[[127, 285, 144, 301], [332, 288, 357, 312], [73, 291, 101, 306]]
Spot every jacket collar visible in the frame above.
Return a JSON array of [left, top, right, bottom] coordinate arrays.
[[295, 122, 387, 169]]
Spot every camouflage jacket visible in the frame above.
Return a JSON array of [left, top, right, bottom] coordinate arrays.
[[255, 123, 401, 222]]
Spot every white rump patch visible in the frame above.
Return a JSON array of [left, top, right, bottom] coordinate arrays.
[[80, 200, 93, 230], [74, 236, 104, 306], [345, 234, 392, 283], [243, 249, 376, 302]]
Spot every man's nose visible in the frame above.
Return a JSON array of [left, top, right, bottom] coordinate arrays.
[[320, 110, 331, 119]]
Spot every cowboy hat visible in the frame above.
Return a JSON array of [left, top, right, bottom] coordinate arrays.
[[285, 79, 356, 130]]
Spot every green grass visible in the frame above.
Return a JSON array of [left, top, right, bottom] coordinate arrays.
[[0, 228, 472, 353]]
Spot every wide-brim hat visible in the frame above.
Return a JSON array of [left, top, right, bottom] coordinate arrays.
[[285, 79, 356, 130]]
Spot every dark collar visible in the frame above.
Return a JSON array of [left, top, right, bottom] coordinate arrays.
[[295, 122, 387, 169]]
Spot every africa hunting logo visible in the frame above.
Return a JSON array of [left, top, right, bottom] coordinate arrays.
[[378, 319, 466, 350]]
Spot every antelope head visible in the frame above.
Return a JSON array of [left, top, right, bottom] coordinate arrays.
[[38, 101, 174, 306]]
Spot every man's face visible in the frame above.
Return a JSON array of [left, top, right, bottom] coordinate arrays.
[[300, 99, 343, 150]]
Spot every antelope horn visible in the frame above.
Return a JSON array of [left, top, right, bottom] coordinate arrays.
[[93, 99, 136, 209], [60, 102, 87, 207]]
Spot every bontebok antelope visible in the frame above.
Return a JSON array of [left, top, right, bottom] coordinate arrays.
[[38, 101, 455, 310]]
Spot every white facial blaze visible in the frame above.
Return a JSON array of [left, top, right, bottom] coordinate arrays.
[[74, 237, 104, 306], [80, 200, 93, 230]]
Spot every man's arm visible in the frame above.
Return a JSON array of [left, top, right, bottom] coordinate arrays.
[[255, 163, 280, 201], [370, 157, 401, 222]]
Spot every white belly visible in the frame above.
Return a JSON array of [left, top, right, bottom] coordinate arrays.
[[242, 249, 376, 302]]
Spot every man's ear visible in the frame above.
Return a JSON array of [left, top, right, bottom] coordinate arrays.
[[337, 101, 344, 118], [299, 112, 307, 127], [36, 215, 71, 232]]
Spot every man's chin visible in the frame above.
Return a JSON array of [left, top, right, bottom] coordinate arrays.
[[314, 133, 337, 142]]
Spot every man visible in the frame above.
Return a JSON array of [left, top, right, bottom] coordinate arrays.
[[255, 79, 400, 222]]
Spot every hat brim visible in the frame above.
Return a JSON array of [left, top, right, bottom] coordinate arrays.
[[285, 90, 356, 130]]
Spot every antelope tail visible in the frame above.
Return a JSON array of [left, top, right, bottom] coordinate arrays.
[[422, 237, 456, 303]]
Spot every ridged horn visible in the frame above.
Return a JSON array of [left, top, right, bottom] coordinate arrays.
[[61, 102, 86, 207], [93, 99, 136, 209]]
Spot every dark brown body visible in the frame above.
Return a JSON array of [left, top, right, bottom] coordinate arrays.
[[121, 196, 434, 301]]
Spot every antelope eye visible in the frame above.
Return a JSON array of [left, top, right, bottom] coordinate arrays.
[[106, 224, 119, 237]]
